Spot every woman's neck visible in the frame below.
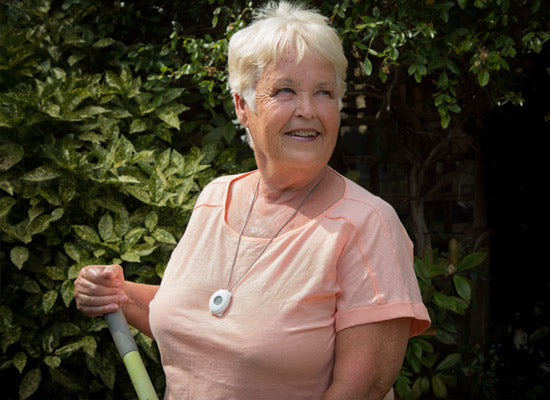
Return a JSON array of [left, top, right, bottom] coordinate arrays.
[[226, 166, 343, 239], [257, 166, 329, 205]]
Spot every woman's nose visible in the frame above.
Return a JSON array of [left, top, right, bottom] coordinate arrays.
[[294, 94, 316, 118]]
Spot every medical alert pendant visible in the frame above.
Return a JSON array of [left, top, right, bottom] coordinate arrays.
[[209, 289, 232, 316], [207, 176, 320, 319]]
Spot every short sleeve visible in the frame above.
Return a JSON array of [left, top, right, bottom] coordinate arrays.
[[334, 198, 430, 337]]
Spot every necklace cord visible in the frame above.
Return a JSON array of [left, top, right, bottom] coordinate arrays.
[[226, 176, 322, 291], [225, 177, 260, 288]]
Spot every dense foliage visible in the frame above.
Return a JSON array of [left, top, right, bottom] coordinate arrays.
[[323, 0, 549, 252], [1, 0, 548, 399], [0, 1, 252, 398]]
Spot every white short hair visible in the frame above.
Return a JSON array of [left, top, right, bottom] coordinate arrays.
[[228, 1, 347, 112]]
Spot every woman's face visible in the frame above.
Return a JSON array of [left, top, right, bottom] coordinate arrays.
[[236, 54, 341, 178]]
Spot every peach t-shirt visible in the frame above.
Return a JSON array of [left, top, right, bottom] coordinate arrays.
[[149, 169, 430, 399]]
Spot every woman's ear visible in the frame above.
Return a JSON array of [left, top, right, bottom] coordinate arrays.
[[234, 93, 248, 127]]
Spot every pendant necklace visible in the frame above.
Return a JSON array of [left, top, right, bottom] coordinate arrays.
[[209, 175, 322, 316]]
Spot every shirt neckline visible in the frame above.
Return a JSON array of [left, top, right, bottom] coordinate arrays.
[[222, 168, 349, 241]]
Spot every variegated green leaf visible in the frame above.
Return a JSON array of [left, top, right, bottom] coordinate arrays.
[[0, 305, 13, 332], [13, 351, 27, 373], [43, 355, 61, 369], [158, 110, 180, 130], [144, 211, 158, 232], [98, 213, 114, 241], [10, 246, 29, 270], [152, 228, 177, 244], [60, 279, 74, 307], [45, 266, 66, 280], [1, 325, 21, 352], [21, 166, 61, 182], [73, 225, 101, 243], [0, 143, 24, 171], [42, 290, 58, 312], [19, 368, 41, 399]]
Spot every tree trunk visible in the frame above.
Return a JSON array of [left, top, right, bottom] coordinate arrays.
[[468, 136, 491, 345], [408, 163, 431, 255]]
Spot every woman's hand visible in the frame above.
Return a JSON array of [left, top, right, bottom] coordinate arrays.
[[74, 264, 128, 317], [75, 264, 160, 337]]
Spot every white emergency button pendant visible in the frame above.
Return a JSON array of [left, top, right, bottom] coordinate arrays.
[[209, 289, 232, 316]]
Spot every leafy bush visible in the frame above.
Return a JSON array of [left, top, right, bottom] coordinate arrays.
[[326, 0, 549, 128], [0, 1, 250, 398], [396, 239, 487, 399]]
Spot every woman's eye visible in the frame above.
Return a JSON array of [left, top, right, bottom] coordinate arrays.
[[276, 88, 293, 94]]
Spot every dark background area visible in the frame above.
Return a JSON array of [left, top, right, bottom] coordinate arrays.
[[485, 48, 549, 398]]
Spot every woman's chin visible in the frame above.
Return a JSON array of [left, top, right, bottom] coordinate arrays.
[[278, 155, 328, 173]]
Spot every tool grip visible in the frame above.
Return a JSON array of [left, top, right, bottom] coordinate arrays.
[[104, 309, 159, 400]]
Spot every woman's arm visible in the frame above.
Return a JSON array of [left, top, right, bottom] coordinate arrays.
[[119, 280, 159, 338], [74, 264, 159, 338], [322, 318, 411, 400]]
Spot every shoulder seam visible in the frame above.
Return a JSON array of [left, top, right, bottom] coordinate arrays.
[[194, 203, 223, 211], [326, 197, 407, 305]]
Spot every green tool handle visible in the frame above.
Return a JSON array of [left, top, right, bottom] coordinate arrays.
[[104, 309, 159, 400]]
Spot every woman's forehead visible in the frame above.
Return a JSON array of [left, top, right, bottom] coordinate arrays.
[[260, 56, 337, 84]]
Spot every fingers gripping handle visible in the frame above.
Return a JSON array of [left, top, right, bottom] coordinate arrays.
[[104, 309, 159, 400]]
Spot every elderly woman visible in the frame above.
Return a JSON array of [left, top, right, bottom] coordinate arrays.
[[74, 2, 430, 399]]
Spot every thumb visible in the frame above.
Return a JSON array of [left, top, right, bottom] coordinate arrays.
[[103, 264, 124, 286]]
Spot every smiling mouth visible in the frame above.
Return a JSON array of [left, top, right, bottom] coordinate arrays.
[[286, 130, 319, 138]]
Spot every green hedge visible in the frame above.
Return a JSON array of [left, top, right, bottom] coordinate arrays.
[[0, 1, 252, 398]]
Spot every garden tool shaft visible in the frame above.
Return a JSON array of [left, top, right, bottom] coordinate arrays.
[[104, 309, 159, 400]]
